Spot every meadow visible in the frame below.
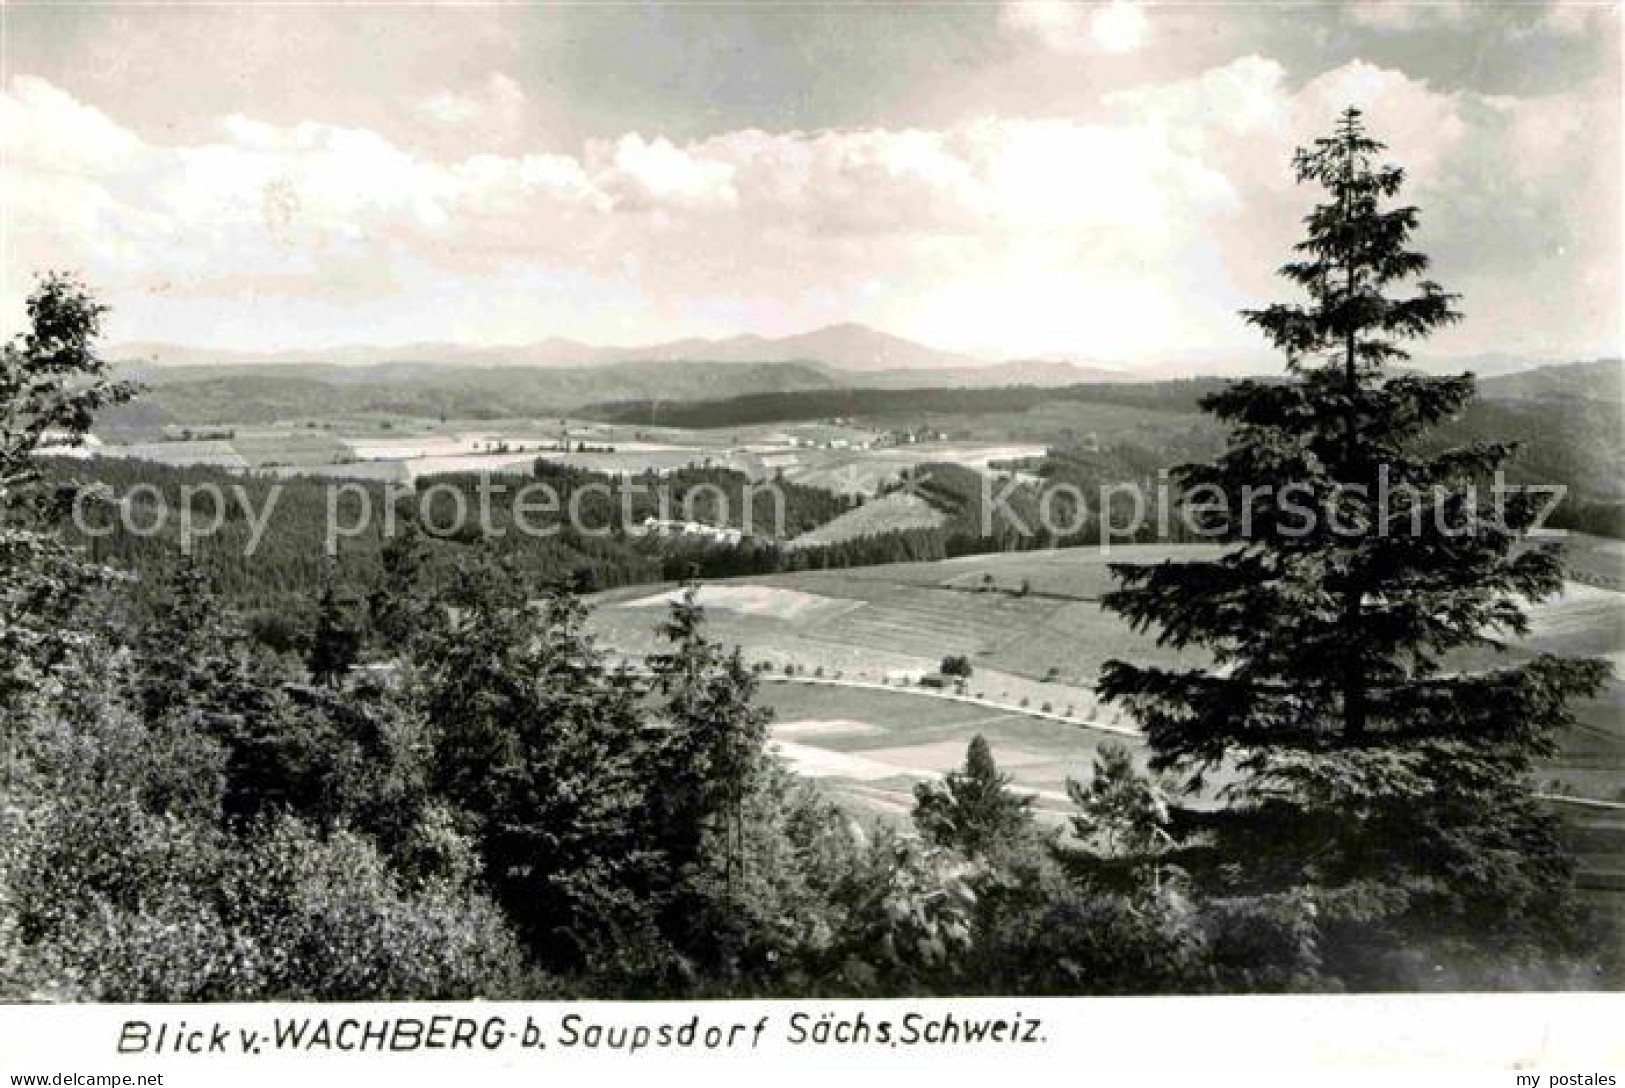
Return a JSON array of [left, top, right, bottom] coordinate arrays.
[[588, 542, 1625, 894], [69, 414, 1051, 501], [788, 492, 947, 547]]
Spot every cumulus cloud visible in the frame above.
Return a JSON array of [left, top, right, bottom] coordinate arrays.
[[1000, 1, 1151, 56], [0, 59, 1615, 360], [1104, 55, 1618, 356], [597, 135, 739, 210], [416, 73, 527, 128]]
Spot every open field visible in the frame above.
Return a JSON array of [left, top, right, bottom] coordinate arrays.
[[619, 583, 861, 623], [761, 679, 1123, 818], [768, 442, 1048, 496], [789, 492, 947, 547], [593, 544, 1211, 686], [74, 414, 1046, 497], [895, 400, 1216, 448], [230, 430, 353, 468], [1561, 534, 1625, 591], [51, 438, 249, 469], [590, 543, 1625, 885], [589, 546, 1224, 818]]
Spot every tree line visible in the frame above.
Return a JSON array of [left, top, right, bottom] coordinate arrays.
[[583, 380, 1226, 429]]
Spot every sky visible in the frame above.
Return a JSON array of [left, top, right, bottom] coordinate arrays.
[[1, 1, 1619, 367]]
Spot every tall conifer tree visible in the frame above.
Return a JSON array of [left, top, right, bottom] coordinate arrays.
[[307, 580, 363, 687], [1097, 109, 1610, 983], [913, 734, 1035, 858], [645, 584, 773, 884]]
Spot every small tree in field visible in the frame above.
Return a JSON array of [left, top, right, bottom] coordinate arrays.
[[912, 735, 1034, 858], [1097, 109, 1610, 985]]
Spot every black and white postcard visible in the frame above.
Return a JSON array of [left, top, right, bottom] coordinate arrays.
[[1, 3, 1621, 1083]]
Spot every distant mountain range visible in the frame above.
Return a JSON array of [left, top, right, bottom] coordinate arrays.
[[1477, 357, 1623, 403], [91, 335, 1621, 454], [114, 323, 972, 371], [112, 321, 1598, 389], [111, 323, 1140, 386]]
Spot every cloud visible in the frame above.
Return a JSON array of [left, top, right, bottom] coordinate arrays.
[[0, 62, 1614, 360], [1345, 1, 1471, 33], [1001, 1, 1151, 55], [597, 134, 739, 210], [410, 72, 533, 157], [1539, 1, 1613, 37], [1105, 55, 1618, 356], [417, 73, 526, 129], [0, 75, 143, 171]]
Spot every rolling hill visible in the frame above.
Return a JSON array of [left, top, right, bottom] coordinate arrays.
[[97, 360, 843, 431], [1478, 357, 1623, 404], [110, 322, 983, 372], [587, 544, 1625, 882]]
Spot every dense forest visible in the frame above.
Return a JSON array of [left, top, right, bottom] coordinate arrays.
[[4, 273, 1615, 999], [43, 457, 852, 607], [98, 359, 839, 432], [583, 380, 1225, 428], [4, 112, 1620, 1000], [37, 443, 1210, 646]]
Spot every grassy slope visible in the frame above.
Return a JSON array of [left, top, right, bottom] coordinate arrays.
[[788, 492, 947, 548], [589, 543, 1625, 891]]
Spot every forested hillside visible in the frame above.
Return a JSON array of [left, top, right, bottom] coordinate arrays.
[[583, 379, 1225, 428], [585, 362, 1625, 539], [42, 457, 853, 607], [5, 272, 1614, 1001], [1478, 358, 1623, 404], [99, 360, 839, 432]]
